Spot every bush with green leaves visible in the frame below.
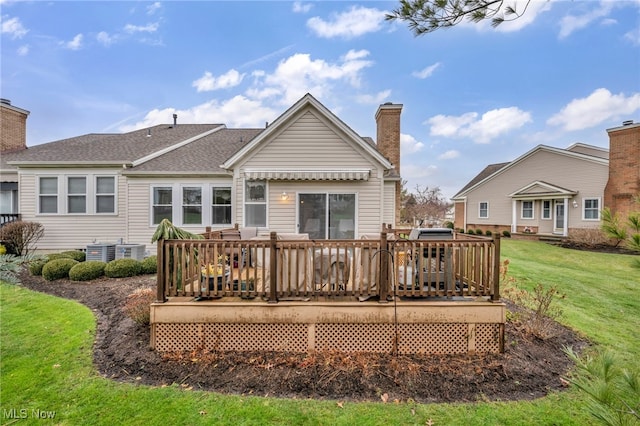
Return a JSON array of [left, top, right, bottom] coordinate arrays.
[[59, 250, 86, 262], [502, 230, 511, 237], [69, 261, 106, 281], [29, 257, 49, 276], [42, 258, 79, 281], [105, 258, 142, 278], [122, 288, 155, 325], [485, 230, 492, 236], [0, 244, 6, 255], [475, 229, 483, 235], [140, 255, 157, 274]]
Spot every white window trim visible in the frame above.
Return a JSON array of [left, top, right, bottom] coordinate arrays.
[[521, 200, 535, 220], [150, 183, 233, 227], [37, 175, 59, 215], [180, 185, 204, 226], [66, 175, 87, 215], [478, 201, 489, 219], [542, 200, 552, 220], [582, 197, 601, 221], [95, 175, 117, 214], [243, 180, 268, 228], [150, 185, 174, 226], [211, 186, 232, 226]]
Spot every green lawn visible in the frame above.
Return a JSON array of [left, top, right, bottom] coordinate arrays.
[[1, 240, 638, 425]]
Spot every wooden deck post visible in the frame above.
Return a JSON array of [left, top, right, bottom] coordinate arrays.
[[378, 231, 390, 302], [156, 240, 166, 303], [491, 233, 501, 302], [268, 231, 278, 303]]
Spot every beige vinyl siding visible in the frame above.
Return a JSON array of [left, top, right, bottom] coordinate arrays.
[[383, 181, 395, 226], [237, 108, 386, 236], [18, 168, 127, 251], [126, 177, 235, 253], [466, 150, 608, 230], [567, 145, 609, 159]]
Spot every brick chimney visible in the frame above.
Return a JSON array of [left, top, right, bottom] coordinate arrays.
[[375, 102, 403, 226], [604, 120, 640, 220], [0, 99, 29, 153]]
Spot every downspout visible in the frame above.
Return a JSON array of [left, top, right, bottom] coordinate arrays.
[[563, 197, 569, 237]]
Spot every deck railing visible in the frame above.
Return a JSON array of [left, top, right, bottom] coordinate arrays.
[[0, 213, 21, 227], [155, 231, 500, 303]]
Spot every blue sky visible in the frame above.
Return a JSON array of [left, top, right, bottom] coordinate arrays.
[[2, 1, 639, 199]]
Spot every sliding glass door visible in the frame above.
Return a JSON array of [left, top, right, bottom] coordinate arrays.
[[298, 193, 356, 239]]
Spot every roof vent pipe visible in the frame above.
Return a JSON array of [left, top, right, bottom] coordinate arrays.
[[147, 128, 151, 137], [173, 113, 178, 127]]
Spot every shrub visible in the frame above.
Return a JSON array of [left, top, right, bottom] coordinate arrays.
[[502, 230, 511, 238], [29, 257, 49, 276], [467, 229, 475, 234], [475, 229, 483, 235], [105, 258, 142, 278], [123, 288, 155, 325], [69, 261, 106, 281], [0, 244, 6, 255], [485, 230, 492, 236], [59, 250, 86, 262], [0, 221, 44, 255], [443, 221, 454, 229], [140, 255, 157, 274], [42, 258, 79, 281]]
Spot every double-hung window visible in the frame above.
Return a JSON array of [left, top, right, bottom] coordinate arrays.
[[96, 176, 115, 213], [153, 187, 173, 224], [182, 187, 202, 225], [39, 177, 58, 214], [67, 177, 87, 214], [212, 187, 232, 225], [245, 180, 266, 227], [522, 201, 534, 219], [479, 202, 489, 219], [542, 200, 551, 219], [584, 198, 600, 220]]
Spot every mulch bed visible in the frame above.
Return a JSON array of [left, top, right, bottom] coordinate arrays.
[[17, 270, 589, 403]]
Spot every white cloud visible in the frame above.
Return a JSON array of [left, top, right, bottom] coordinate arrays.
[[292, 2, 312, 14], [307, 6, 386, 39], [124, 22, 159, 33], [547, 88, 640, 131], [625, 27, 640, 45], [97, 31, 114, 46], [400, 133, 425, 154], [412, 62, 441, 79], [120, 95, 279, 132], [438, 150, 460, 160], [356, 90, 391, 105], [558, 2, 613, 39], [427, 107, 532, 144], [17, 44, 28, 56], [192, 69, 245, 92], [147, 2, 162, 15], [62, 34, 83, 50], [1, 16, 28, 39], [248, 50, 375, 106]]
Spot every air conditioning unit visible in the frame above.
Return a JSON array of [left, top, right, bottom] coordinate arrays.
[[86, 243, 116, 262], [115, 244, 146, 261]]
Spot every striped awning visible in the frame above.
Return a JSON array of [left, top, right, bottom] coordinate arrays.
[[244, 169, 370, 181]]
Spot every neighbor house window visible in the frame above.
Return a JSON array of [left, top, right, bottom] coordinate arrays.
[[152, 187, 173, 224], [245, 180, 266, 227], [67, 177, 87, 214], [182, 187, 202, 225], [522, 201, 534, 219], [542, 200, 551, 219], [584, 198, 600, 220], [39, 177, 58, 214], [212, 187, 231, 225], [96, 176, 115, 214], [479, 202, 489, 218]]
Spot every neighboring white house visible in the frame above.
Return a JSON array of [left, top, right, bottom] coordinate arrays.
[[452, 143, 610, 237], [7, 94, 403, 253]]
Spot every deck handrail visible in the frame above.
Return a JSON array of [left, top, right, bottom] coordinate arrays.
[[155, 231, 500, 303]]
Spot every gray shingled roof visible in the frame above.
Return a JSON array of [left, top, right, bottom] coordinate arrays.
[[452, 162, 510, 198], [126, 128, 264, 174], [7, 124, 221, 165]]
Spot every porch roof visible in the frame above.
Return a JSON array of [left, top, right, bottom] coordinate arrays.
[[508, 180, 577, 199], [244, 169, 371, 181]]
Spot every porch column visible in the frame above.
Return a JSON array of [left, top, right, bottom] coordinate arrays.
[[563, 197, 569, 237], [511, 199, 517, 233]]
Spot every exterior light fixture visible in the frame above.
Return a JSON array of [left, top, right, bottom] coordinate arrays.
[[572, 200, 578, 208], [281, 192, 289, 201]]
